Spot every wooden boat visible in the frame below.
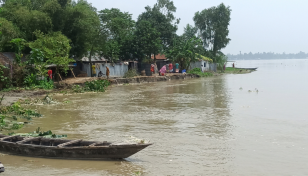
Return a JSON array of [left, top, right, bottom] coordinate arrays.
[[0, 135, 152, 159], [235, 67, 258, 71]]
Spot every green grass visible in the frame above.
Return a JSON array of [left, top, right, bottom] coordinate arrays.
[[187, 68, 213, 77]]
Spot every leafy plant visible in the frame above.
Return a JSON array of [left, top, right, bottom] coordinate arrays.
[[0, 64, 9, 90], [10, 127, 67, 139], [10, 38, 26, 65], [37, 79, 54, 90], [72, 85, 84, 93], [24, 73, 37, 87], [188, 68, 213, 77], [12, 123, 23, 130], [84, 80, 110, 92], [124, 69, 138, 78]]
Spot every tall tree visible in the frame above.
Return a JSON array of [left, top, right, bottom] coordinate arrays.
[[98, 8, 135, 62], [182, 24, 198, 41], [137, 0, 179, 62], [166, 36, 202, 70], [28, 31, 74, 79], [0, 0, 100, 59], [134, 20, 162, 62], [193, 3, 231, 62]]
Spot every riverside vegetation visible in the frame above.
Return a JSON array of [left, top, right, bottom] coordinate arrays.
[[0, 0, 232, 92]]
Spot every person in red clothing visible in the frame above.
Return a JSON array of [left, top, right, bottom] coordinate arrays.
[[169, 63, 173, 73], [151, 64, 155, 73], [47, 69, 52, 80]]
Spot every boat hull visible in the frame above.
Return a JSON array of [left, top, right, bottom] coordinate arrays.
[[0, 135, 151, 159]]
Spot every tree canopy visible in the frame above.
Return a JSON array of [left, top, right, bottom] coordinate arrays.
[[193, 3, 231, 62], [0, 0, 232, 65]]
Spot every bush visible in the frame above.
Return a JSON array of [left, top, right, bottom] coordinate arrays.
[[188, 68, 213, 77], [123, 69, 138, 78], [84, 80, 110, 92]]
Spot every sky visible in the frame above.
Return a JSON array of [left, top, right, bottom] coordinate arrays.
[[87, 0, 308, 55]]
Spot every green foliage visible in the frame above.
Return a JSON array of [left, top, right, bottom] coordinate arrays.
[[12, 123, 23, 129], [0, 102, 41, 131], [166, 36, 202, 70], [0, 18, 21, 51], [72, 80, 110, 93], [29, 31, 74, 74], [134, 20, 162, 61], [194, 3, 231, 61], [9, 127, 67, 138], [195, 53, 213, 63], [216, 54, 228, 72], [0, 0, 100, 58], [135, 0, 179, 61], [23, 73, 37, 87], [0, 64, 8, 82], [84, 80, 110, 92], [10, 38, 26, 64], [187, 68, 213, 77], [123, 69, 139, 78], [99, 8, 135, 62], [72, 85, 84, 93]]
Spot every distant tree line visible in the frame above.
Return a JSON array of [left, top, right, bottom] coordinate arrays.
[[227, 51, 308, 60]]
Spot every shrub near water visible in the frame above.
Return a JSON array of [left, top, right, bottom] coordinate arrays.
[[188, 68, 213, 77], [123, 69, 139, 78], [84, 80, 110, 92], [0, 102, 42, 131], [73, 80, 110, 93]]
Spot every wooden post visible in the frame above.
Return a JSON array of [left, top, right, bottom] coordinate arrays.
[[58, 73, 63, 81], [70, 68, 76, 78]]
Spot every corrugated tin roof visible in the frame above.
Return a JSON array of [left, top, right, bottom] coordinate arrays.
[[82, 54, 108, 62]]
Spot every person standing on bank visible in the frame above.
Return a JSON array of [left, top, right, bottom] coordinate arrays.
[[169, 63, 173, 73], [92, 64, 96, 77], [175, 63, 179, 73], [47, 69, 52, 81], [106, 66, 110, 79]]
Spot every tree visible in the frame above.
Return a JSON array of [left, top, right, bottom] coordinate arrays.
[[0, 18, 21, 51], [166, 36, 202, 70], [134, 20, 162, 62], [193, 3, 231, 62], [63, 0, 100, 59], [10, 38, 26, 64], [0, 0, 101, 59], [137, 0, 179, 62], [28, 31, 74, 80], [98, 8, 135, 62], [182, 24, 197, 40]]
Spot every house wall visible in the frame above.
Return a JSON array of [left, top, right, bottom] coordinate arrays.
[[82, 63, 128, 77], [190, 61, 210, 72], [190, 61, 217, 72]]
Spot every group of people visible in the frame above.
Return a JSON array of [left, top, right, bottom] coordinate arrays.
[[92, 64, 110, 78], [157, 63, 180, 75]]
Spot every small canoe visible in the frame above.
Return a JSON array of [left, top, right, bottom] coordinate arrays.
[[235, 67, 258, 71], [0, 135, 152, 159]]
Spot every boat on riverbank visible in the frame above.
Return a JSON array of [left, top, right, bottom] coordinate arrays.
[[0, 135, 152, 159], [235, 67, 258, 71]]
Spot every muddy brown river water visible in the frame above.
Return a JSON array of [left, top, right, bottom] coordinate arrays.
[[1, 59, 308, 176]]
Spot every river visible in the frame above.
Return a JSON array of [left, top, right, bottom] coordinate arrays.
[[1, 59, 308, 176]]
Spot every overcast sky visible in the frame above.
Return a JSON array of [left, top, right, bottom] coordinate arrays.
[[88, 0, 308, 55]]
